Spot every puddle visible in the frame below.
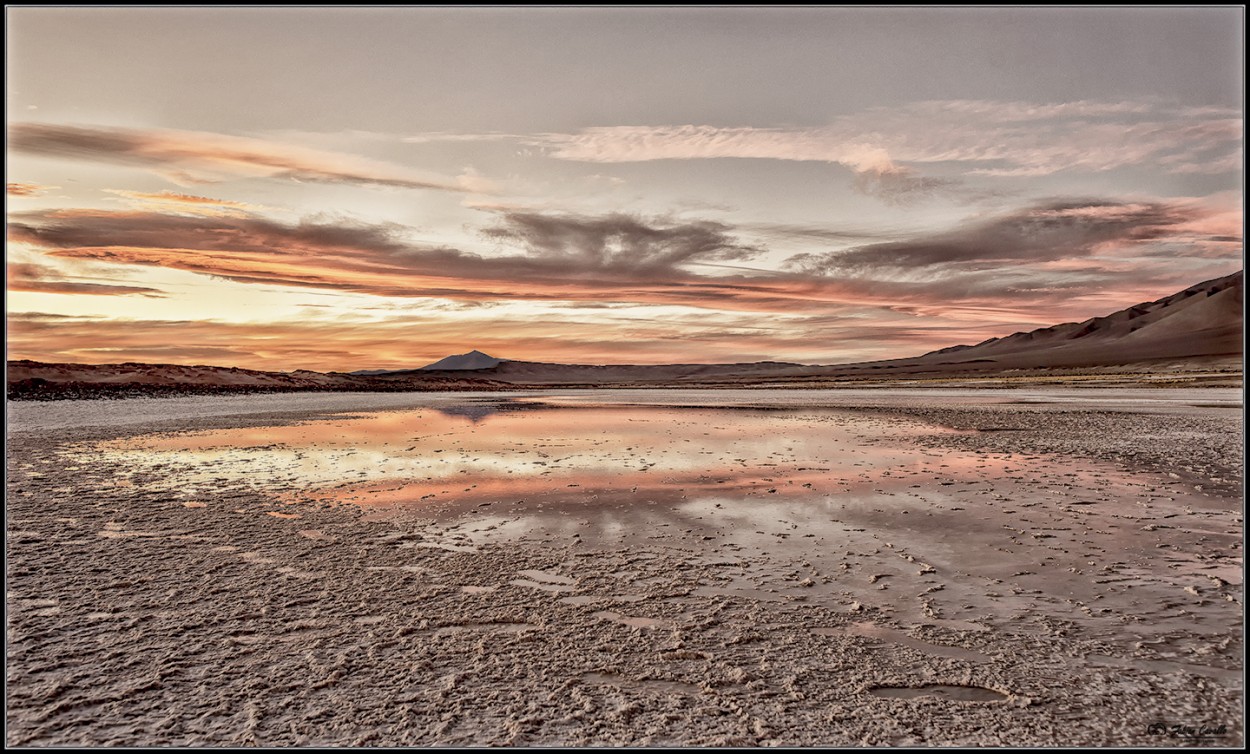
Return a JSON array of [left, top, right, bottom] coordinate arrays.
[[869, 684, 1008, 702], [83, 405, 974, 524]]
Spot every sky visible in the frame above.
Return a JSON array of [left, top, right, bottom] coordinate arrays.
[[5, 6, 1244, 371]]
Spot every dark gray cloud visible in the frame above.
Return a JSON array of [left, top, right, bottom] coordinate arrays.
[[851, 165, 960, 206], [788, 200, 1206, 275], [482, 211, 764, 272], [742, 222, 903, 244]]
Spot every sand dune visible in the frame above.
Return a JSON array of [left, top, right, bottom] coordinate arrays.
[[905, 271, 1243, 370]]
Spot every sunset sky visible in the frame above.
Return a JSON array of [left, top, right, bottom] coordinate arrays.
[[6, 7, 1243, 371]]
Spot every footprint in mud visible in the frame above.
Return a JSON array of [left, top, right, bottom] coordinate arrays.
[[869, 684, 1007, 702], [510, 569, 578, 593], [582, 671, 700, 696], [97, 522, 159, 539], [434, 622, 537, 635], [516, 569, 576, 585], [814, 623, 991, 663], [593, 610, 670, 629], [297, 529, 334, 541]]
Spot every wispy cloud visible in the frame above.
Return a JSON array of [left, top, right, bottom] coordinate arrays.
[[786, 200, 1225, 275], [526, 99, 1240, 178], [7, 182, 57, 197], [104, 189, 271, 217], [6, 261, 165, 297], [400, 99, 1239, 205], [9, 123, 480, 192]]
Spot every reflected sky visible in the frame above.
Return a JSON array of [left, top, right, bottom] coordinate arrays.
[[88, 401, 1017, 518]]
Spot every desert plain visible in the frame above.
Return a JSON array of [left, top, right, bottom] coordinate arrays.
[[5, 386, 1243, 746]]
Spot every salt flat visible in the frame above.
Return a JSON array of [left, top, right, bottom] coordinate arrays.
[[6, 388, 1243, 746]]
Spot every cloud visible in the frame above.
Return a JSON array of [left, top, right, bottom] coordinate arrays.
[[392, 98, 1238, 206], [534, 125, 956, 202], [444, 98, 1242, 184], [482, 212, 764, 272], [10, 208, 834, 312], [787, 200, 1214, 276], [104, 189, 270, 217], [9, 123, 479, 192], [851, 164, 958, 206], [7, 182, 56, 197], [6, 261, 165, 297], [741, 222, 904, 244], [9, 201, 1239, 324]]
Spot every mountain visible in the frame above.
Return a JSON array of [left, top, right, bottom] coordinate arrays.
[[421, 350, 503, 371], [904, 270, 1243, 371]]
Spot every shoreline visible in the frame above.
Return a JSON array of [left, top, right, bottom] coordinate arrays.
[[8, 367, 1244, 402]]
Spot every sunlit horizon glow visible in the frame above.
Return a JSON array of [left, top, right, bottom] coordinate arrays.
[[6, 7, 1243, 371]]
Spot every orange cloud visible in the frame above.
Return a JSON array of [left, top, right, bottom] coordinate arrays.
[[104, 189, 268, 217], [7, 182, 56, 196], [6, 261, 165, 297]]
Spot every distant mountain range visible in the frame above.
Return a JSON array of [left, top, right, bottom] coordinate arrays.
[[9, 271, 1242, 398]]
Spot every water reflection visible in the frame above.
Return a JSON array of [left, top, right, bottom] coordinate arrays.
[[432, 403, 504, 423], [95, 403, 970, 514]]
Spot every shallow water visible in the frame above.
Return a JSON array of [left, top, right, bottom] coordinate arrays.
[[868, 684, 1008, 702], [10, 386, 1241, 434], [91, 402, 967, 509]]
